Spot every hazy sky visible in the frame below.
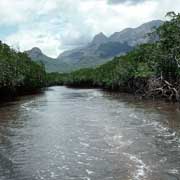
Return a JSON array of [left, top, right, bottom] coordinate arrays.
[[0, 0, 179, 57]]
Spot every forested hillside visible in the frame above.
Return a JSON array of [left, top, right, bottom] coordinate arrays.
[[48, 12, 180, 102], [0, 41, 46, 98]]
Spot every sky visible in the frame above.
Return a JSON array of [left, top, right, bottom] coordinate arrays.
[[0, 0, 180, 58]]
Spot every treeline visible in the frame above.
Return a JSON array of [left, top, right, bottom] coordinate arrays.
[[0, 41, 46, 98], [48, 12, 180, 102]]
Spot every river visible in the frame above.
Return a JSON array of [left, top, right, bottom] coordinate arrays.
[[0, 86, 180, 180]]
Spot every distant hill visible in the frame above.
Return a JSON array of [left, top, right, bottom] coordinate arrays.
[[26, 47, 71, 72], [27, 20, 163, 73]]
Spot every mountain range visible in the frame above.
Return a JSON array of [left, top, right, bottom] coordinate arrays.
[[26, 20, 163, 73]]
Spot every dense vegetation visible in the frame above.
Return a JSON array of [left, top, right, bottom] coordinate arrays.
[[0, 41, 46, 98], [49, 12, 180, 102]]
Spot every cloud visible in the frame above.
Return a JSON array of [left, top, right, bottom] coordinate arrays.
[[108, 0, 147, 5], [1, 0, 180, 57], [0, 0, 60, 25]]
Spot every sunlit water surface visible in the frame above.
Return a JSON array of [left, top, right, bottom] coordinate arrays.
[[0, 86, 180, 180]]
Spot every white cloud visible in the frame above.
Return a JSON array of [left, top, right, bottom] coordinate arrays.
[[0, 0, 59, 24], [1, 0, 180, 57]]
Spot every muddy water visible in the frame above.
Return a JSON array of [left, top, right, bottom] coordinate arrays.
[[0, 86, 179, 180]]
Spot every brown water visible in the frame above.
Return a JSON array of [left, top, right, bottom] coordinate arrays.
[[0, 86, 180, 180]]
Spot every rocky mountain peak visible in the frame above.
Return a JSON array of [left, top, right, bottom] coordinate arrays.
[[29, 47, 42, 54], [91, 32, 108, 45], [26, 47, 44, 59]]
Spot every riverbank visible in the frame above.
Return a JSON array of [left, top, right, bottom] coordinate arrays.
[[64, 77, 180, 102], [0, 41, 47, 101], [0, 87, 46, 103]]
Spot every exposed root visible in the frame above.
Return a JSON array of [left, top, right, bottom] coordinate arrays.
[[145, 77, 180, 102]]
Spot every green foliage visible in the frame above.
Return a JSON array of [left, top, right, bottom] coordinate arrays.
[[135, 63, 154, 78], [46, 72, 68, 86], [156, 12, 180, 80], [0, 41, 46, 96]]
